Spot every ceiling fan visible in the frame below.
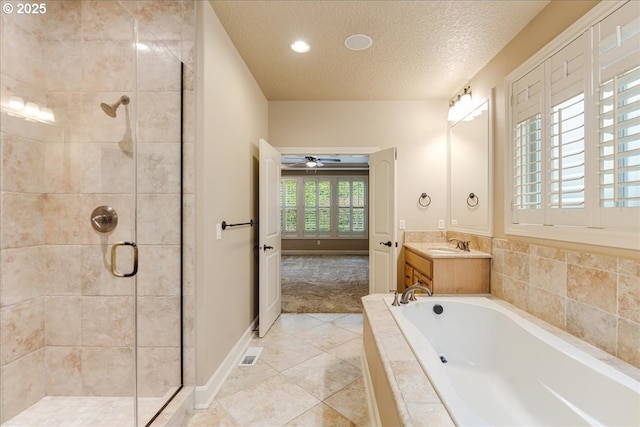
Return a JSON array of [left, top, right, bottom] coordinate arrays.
[[283, 155, 342, 168]]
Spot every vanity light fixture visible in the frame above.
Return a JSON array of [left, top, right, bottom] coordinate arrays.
[[290, 40, 310, 53], [447, 85, 473, 122]]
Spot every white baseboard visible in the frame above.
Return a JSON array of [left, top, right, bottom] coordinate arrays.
[[194, 318, 258, 409], [361, 346, 382, 427]]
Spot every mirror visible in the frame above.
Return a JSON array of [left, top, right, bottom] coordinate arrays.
[[448, 96, 492, 236]]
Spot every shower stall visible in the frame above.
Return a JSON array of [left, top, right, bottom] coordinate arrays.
[[0, 1, 192, 425]]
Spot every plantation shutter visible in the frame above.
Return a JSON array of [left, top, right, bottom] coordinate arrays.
[[547, 33, 588, 225], [596, 1, 640, 229], [512, 64, 545, 224]]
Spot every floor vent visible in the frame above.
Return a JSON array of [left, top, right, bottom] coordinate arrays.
[[239, 347, 263, 366]]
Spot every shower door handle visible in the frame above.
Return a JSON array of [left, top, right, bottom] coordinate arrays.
[[110, 241, 138, 278]]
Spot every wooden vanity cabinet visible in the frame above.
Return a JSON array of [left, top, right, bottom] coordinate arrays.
[[404, 248, 490, 294]]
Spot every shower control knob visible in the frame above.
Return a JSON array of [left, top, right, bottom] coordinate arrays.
[[90, 206, 118, 233]]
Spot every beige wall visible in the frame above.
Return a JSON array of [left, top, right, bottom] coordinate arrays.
[[269, 101, 449, 238], [195, 2, 268, 385]]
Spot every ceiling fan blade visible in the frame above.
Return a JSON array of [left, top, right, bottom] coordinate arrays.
[[316, 157, 341, 162]]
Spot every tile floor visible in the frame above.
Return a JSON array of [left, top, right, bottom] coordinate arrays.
[[186, 313, 370, 427]]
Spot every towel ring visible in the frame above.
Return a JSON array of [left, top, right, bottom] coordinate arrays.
[[418, 192, 431, 207], [467, 193, 479, 207]]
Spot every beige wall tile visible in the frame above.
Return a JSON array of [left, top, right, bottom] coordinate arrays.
[[81, 0, 135, 42], [1, 193, 45, 249], [1, 134, 45, 193], [618, 319, 640, 368], [82, 42, 133, 92], [137, 142, 182, 194], [530, 256, 566, 296], [137, 347, 181, 397], [2, 18, 44, 85], [42, 142, 83, 193], [619, 273, 640, 323], [491, 248, 505, 275], [1, 247, 45, 306], [137, 92, 181, 142], [618, 258, 640, 278], [1, 298, 45, 364], [136, 245, 181, 296], [41, 245, 83, 295], [137, 42, 182, 92], [503, 250, 529, 282], [126, 1, 185, 41], [137, 194, 181, 244], [567, 264, 617, 314], [46, 346, 82, 395], [527, 287, 566, 329], [80, 245, 134, 296], [567, 250, 617, 273], [45, 296, 81, 346], [44, 40, 83, 92], [566, 300, 616, 354], [1, 349, 45, 422], [41, 1, 82, 41], [530, 244, 566, 261], [490, 272, 504, 299], [137, 296, 180, 348], [82, 346, 133, 396], [500, 276, 528, 311], [81, 296, 133, 347]]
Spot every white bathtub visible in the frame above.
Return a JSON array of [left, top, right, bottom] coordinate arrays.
[[386, 297, 640, 427]]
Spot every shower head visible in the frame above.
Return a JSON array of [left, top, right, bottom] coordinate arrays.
[[100, 95, 130, 118]]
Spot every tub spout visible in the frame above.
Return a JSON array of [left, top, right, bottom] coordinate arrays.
[[400, 283, 432, 304]]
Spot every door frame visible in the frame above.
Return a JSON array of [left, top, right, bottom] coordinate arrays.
[[277, 146, 396, 293]]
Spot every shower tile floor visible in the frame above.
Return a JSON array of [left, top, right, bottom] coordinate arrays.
[[186, 313, 370, 427], [3, 396, 165, 427]]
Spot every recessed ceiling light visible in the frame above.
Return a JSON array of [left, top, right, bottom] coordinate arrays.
[[345, 34, 372, 51], [290, 40, 310, 53]]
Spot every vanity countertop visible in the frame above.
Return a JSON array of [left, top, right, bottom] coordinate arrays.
[[404, 242, 492, 259]]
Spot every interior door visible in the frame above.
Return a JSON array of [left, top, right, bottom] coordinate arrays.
[[369, 147, 398, 294], [258, 138, 282, 337]]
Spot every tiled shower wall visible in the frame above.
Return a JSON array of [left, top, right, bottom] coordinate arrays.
[[0, 0, 196, 421], [403, 231, 639, 369]]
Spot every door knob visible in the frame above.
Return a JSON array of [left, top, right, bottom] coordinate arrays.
[[262, 245, 274, 251], [379, 241, 392, 247]]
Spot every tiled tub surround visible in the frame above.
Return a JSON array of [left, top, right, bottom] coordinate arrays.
[[362, 294, 640, 427], [491, 238, 640, 369], [0, 0, 196, 424], [404, 231, 639, 370]]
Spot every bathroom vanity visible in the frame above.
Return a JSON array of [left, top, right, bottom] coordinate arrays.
[[403, 243, 491, 294]]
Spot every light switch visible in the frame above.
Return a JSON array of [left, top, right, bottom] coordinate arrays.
[[399, 219, 405, 229], [438, 219, 444, 229], [216, 223, 222, 240]]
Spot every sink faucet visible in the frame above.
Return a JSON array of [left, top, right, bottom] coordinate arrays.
[[448, 238, 470, 251], [400, 283, 433, 304]]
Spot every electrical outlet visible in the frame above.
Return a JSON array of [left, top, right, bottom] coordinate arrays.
[[452, 219, 458, 225], [399, 219, 405, 229], [317, 240, 321, 245], [438, 219, 444, 229]]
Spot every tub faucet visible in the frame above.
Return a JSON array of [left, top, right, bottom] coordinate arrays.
[[400, 283, 432, 304], [448, 238, 470, 251]]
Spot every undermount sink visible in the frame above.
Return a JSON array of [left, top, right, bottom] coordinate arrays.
[[428, 247, 460, 254]]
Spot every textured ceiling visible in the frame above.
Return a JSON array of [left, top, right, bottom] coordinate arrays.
[[210, 0, 550, 101]]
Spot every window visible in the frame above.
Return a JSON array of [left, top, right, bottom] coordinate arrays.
[[280, 175, 368, 238], [507, 1, 639, 249]]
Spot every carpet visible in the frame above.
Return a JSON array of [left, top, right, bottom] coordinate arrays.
[[281, 255, 369, 313]]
